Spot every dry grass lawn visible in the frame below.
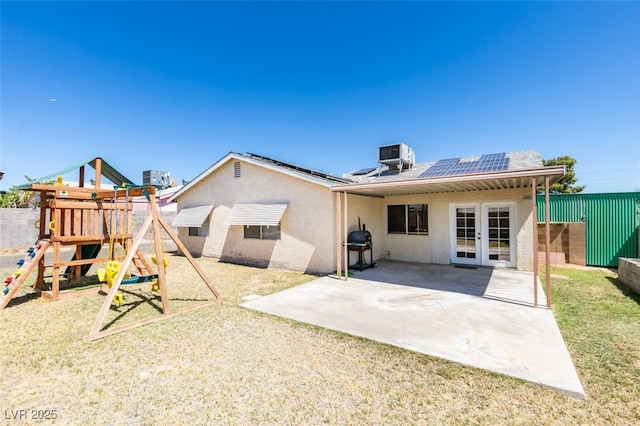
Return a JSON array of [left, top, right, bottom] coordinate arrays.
[[1, 255, 639, 424]]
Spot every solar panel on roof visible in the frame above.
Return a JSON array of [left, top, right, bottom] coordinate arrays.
[[419, 153, 509, 178], [351, 167, 377, 176]]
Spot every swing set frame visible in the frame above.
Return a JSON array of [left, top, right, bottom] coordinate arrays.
[[1, 158, 221, 340], [86, 187, 221, 341]]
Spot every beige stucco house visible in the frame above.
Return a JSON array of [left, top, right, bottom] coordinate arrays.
[[168, 152, 355, 273], [169, 146, 564, 275]]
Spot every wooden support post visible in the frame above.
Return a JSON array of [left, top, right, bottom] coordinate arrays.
[[531, 178, 539, 308], [73, 207, 81, 283], [156, 212, 220, 298], [94, 158, 102, 189], [87, 186, 221, 340], [149, 192, 170, 314], [52, 207, 61, 300], [89, 214, 153, 336], [335, 192, 342, 280], [74, 245, 82, 284], [544, 176, 552, 308], [79, 165, 85, 188], [343, 191, 348, 281], [35, 252, 46, 291], [36, 194, 47, 289]]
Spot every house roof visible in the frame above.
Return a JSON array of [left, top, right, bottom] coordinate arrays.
[[17, 157, 135, 190], [335, 151, 565, 197], [168, 152, 351, 202], [344, 151, 543, 182], [170, 149, 565, 201]]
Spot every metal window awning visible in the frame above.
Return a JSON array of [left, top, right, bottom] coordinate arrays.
[[172, 205, 214, 227], [223, 203, 288, 226]]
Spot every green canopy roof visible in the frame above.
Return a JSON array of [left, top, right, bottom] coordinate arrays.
[[17, 157, 136, 190]]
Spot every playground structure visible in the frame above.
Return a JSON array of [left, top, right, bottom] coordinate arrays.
[[0, 158, 221, 340]]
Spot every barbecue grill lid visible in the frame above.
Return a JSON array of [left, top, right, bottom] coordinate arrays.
[[348, 230, 372, 244]]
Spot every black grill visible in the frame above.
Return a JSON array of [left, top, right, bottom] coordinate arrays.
[[346, 230, 374, 271], [347, 230, 372, 245]]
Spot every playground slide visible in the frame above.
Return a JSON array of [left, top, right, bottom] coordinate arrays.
[[1, 240, 51, 309], [64, 243, 102, 278]]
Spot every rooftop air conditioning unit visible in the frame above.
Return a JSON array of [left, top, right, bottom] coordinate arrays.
[[143, 170, 171, 188], [378, 143, 415, 170]]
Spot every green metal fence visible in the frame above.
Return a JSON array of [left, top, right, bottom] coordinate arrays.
[[537, 192, 640, 267]]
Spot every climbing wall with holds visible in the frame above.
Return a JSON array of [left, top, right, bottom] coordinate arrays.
[[1, 241, 51, 309]]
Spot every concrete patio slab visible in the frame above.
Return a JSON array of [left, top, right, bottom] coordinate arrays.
[[241, 261, 585, 398]]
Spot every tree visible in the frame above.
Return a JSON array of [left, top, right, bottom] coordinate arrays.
[[0, 176, 55, 208], [539, 156, 585, 194], [0, 185, 28, 208]]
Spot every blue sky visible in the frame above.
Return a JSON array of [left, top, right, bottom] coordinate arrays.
[[1, 1, 639, 192]]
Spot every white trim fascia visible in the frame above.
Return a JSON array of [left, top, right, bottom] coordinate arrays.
[[330, 165, 566, 193]]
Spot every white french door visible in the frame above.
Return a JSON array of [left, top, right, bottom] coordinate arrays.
[[450, 202, 516, 268], [481, 203, 516, 268], [450, 204, 481, 265]]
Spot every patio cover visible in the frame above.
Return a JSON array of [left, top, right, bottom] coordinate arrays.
[[223, 203, 288, 226], [330, 166, 566, 197], [330, 165, 566, 308], [172, 205, 214, 227]]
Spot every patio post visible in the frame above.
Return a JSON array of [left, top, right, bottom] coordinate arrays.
[[532, 177, 539, 307], [544, 176, 552, 308], [335, 191, 342, 279], [343, 191, 348, 281]]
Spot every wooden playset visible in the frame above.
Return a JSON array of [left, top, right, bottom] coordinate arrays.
[[0, 158, 221, 341]]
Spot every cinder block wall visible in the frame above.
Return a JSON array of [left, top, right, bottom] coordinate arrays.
[[537, 222, 586, 266], [0, 208, 177, 250], [618, 258, 640, 295], [0, 208, 40, 249], [567, 223, 586, 265]]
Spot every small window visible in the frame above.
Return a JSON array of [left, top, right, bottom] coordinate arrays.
[[234, 161, 241, 178], [261, 225, 281, 240], [387, 205, 406, 234], [244, 225, 261, 239], [387, 204, 428, 235], [408, 204, 428, 234], [244, 224, 281, 240], [188, 223, 209, 237]]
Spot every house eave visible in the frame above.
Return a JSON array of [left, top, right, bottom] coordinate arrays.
[[330, 166, 566, 196]]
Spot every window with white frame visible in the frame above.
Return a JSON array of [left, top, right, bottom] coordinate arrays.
[[387, 204, 428, 235]]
